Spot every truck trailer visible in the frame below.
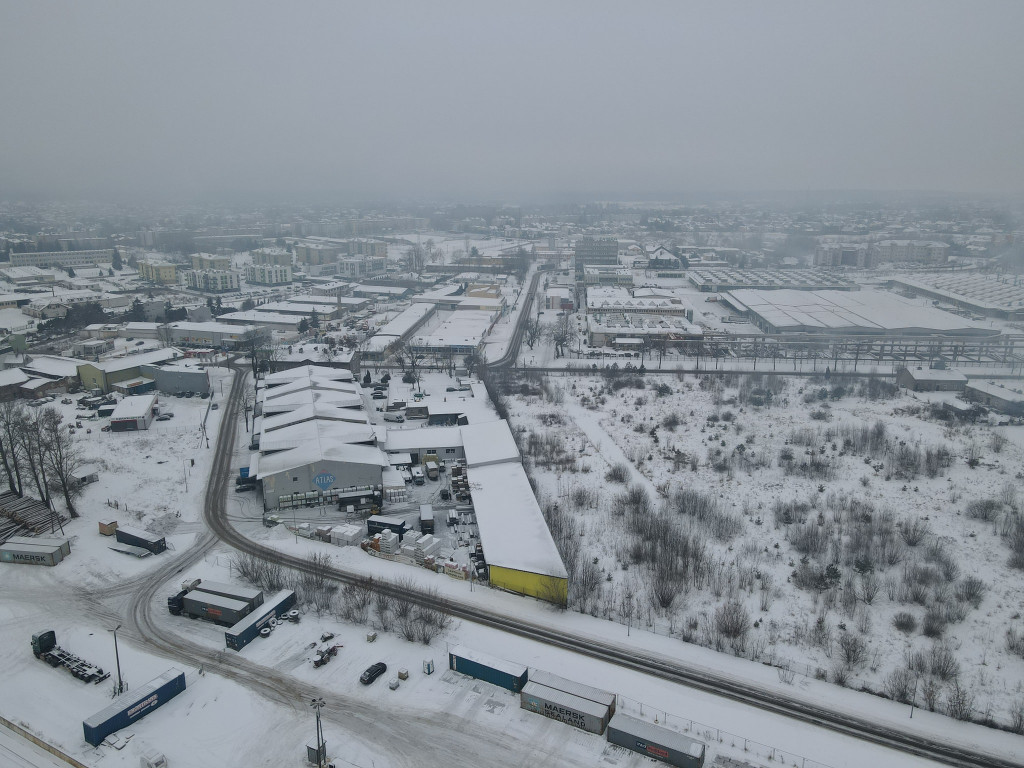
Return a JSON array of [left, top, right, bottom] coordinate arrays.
[[83, 669, 186, 747], [114, 525, 166, 554], [224, 589, 297, 651], [181, 591, 252, 626], [188, 580, 264, 610]]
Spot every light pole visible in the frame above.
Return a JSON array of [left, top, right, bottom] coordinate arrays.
[[310, 697, 326, 768], [109, 624, 124, 696]]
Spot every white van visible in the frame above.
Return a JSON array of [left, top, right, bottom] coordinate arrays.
[[382, 413, 405, 423], [410, 466, 425, 485]]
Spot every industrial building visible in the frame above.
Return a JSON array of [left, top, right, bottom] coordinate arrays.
[[586, 287, 693, 319], [688, 268, 856, 293], [586, 314, 703, 347], [964, 381, 1024, 416], [409, 310, 496, 360], [724, 289, 997, 336], [77, 348, 181, 394], [889, 274, 1024, 321], [574, 236, 619, 279], [896, 367, 968, 392], [109, 394, 158, 431]]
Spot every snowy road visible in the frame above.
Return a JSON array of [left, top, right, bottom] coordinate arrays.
[[0, 726, 70, 768]]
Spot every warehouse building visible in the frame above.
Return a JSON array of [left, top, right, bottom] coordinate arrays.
[[896, 367, 968, 392], [889, 275, 1024, 321], [109, 394, 157, 431], [255, 441, 388, 510], [140, 362, 211, 396], [964, 381, 1024, 416], [688, 268, 855, 293], [166, 321, 260, 349], [77, 348, 181, 394], [725, 289, 998, 337]]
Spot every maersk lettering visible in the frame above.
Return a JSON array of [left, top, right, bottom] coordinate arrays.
[[12, 553, 46, 562], [541, 701, 587, 727]]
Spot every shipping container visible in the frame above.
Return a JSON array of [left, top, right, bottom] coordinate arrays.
[[448, 645, 528, 693], [114, 526, 166, 554], [224, 589, 297, 651], [606, 712, 706, 768], [6, 536, 72, 557], [529, 670, 616, 715], [520, 681, 610, 734], [83, 669, 186, 747], [190, 580, 264, 610], [424, 460, 439, 480], [410, 466, 425, 485], [0, 542, 65, 566], [182, 592, 252, 626], [419, 504, 434, 534]]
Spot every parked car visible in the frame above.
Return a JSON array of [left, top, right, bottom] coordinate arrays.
[[211, 403, 219, 410], [371, 392, 387, 400], [101, 425, 111, 432], [135, 341, 145, 346], [156, 414, 172, 422], [360, 662, 387, 685], [200, 392, 209, 399]]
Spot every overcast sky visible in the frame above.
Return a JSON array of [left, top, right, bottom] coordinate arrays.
[[2, 1, 1022, 204]]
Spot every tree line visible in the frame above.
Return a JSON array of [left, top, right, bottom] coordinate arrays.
[[0, 401, 84, 517]]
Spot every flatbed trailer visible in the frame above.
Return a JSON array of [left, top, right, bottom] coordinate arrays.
[[31, 630, 110, 684]]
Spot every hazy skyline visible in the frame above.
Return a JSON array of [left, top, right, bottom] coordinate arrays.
[[2, 1, 1023, 204]]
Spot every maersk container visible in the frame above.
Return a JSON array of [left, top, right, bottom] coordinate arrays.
[[529, 669, 616, 715], [448, 645, 528, 693], [0, 542, 65, 566], [5, 536, 71, 558], [83, 669, 186, 747], [182, 592, 251, 626], [114, 526, 166, 554], [190, 580, 264, 610], [520, 681, 610, 735], [605, 712, 706, 768], [224, 589, 297, 651]]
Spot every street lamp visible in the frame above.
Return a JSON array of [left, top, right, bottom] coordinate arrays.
[[108, 624, 125, 696], [310, 697, 326, 768]]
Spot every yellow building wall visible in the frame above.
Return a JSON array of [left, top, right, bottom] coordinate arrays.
[[488, 565, 567, 606], [77, 363, 105, 392]]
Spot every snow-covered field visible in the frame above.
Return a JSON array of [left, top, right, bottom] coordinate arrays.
[[501, 365, 1024, 732]]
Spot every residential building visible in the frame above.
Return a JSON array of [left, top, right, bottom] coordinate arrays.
[[874, 240, 950, 264], [573, 237, 619, 279], [245, 263, 293, 285], [814, 243, 874, 269], [9, 249, 115, 268], [251, 248, 294, 266], [138, 260, 179, 284], [190, 253, 232, 271], [182, 269, 240, 292]]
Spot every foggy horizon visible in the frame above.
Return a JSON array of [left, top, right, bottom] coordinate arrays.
[[2, 1, 1023, 205]]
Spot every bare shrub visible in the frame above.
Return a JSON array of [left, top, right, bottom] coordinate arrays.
[[714, 599, 751, 652], [884, 667, 914, 703], [991, 432, 1008, 453], [789, 521, 831, 557], [1010, 700, 1024, 735], [893, 611, 917, 634], [954, 576, 986, 608], [945, 680, 975, 721], [899, 517, 930, 547], [858, 572, 879, 605], [605, 463, 630, 483], [966, 498, 1001, 522], [929, 643, 960, 681], [838, 632, 867, 669], [1006, 627, 1024, 659], [922, 605, 947, 638], [921, 678, 943, 712]]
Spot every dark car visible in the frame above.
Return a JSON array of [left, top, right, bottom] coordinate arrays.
[[360, 662, 387, 685], [371, 392, 387, 400]]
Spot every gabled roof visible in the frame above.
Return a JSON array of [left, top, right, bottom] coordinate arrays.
[[256, 441, 388, 478], [260, 403, 371, 433], [258, 419, 376, 454]]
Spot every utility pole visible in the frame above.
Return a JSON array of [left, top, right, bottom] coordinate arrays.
[[310, 697, 326, 768], [109, 624, 125, 696]]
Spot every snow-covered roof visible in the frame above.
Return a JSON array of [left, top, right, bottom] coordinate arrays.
[[260, 403, 370, 433], [260, 388, 364, 414], [257, 419, 376, 453], [256, 441, 388, 478], [903, 368, 967, 383], [89, 348, 179, 373], [384, 426, 464, 452], [461, 420, 519, 468], [264, 365, 354, 386], [372, 303, 435, 337], [966, 380, 1024, 403], [0, 368, 29, 387], [111, 394, 156, 420], [468, 463, 567, 580]]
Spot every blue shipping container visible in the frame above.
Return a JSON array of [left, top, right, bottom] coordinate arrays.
[[448, 645, 528, 693], [224, 589, 297, 651], [83, 669, 185, 747]]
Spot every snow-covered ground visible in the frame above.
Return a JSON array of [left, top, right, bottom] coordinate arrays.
[[502, 365, 1024, 734]]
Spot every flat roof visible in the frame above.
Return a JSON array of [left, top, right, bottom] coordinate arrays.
[[903, 368, 967, 382], [384, 426, 464, 452], [460, 420, 519, 467], [468, 462, 567, 580], [966, 380, 1024, 403], [111, 394, 156, 420]]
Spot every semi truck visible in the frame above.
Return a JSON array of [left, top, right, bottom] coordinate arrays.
[[31, 630, 110, 684]]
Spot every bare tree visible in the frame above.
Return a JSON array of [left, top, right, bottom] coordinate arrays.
[[240, 327, 272, 378], [0, 400, 25, 494], [156, 323, 174, 348], [40, 407, 84, 517], [524, 318, 542, 351], [240, 385, 255, 432], [16, 409, 50, 504]]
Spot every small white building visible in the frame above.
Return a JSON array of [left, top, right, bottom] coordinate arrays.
[[109, 394, 157, 432]]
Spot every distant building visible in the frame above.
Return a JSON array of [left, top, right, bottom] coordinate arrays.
[[573, 237, 619, 280], [251, 248, 294, 266], [814, 243, 874, 269], [9, 249, 115, 268], [182, 269, 240, 292], [964, 381, 1024, 416], [874, 240, 950, 264], [190, 253, 232, 271], [245, 263, 293, 285], [896, 367, 967, 392], [138, 260, 179, 284]]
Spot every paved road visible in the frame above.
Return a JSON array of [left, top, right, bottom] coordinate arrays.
[[0, 725, 72, 768]]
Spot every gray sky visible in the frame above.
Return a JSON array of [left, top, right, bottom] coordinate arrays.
[[2, 1, 1022, 203]]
